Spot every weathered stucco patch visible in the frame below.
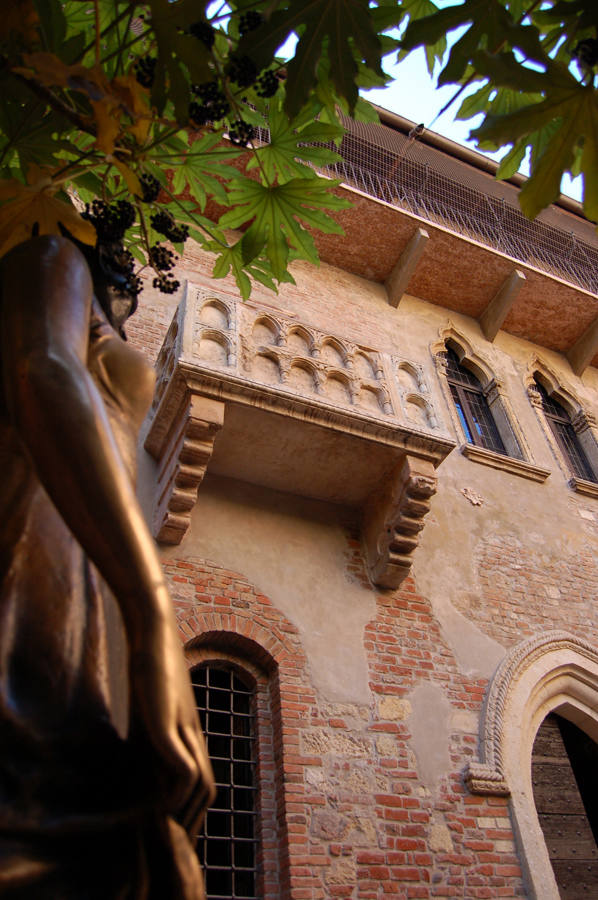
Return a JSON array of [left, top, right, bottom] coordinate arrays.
[[408, 682, 451, 796]]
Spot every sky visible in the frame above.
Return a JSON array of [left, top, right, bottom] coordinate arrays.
[[361, 47, 584, 203]]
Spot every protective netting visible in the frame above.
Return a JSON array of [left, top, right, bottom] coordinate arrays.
[[256, 121, 598, 294]]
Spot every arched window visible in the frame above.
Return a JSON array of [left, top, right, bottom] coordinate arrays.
[[534, 379, 597, 483], [192, 663, 258, 899], [444, 347, 506, 454]]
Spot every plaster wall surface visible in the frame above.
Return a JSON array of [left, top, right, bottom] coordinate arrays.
[[131, 228, 598, 899]]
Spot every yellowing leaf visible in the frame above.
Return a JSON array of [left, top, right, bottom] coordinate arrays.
[[16, 53, 109, 98], [113, 74, 152, 145], [91, 97, 121, 154], [112, 159, 142, 198], [0, 179, 95, 257]]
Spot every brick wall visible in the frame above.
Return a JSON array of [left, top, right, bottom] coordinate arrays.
[[163, 549, 526, 899]]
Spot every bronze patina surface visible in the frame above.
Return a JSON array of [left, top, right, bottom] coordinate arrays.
[[0, 236, 214, 898]]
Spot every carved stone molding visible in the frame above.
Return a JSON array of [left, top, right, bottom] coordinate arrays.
[[465, 630, 598, 796], [145, 390, 224, 544], [363, 455, 437, 589], [461, 444, 550, 483]]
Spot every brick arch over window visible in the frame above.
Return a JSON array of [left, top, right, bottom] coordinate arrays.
[[164, 555, 313, 900], [465, 630, 598, 900], [187, 636, 284, 900]]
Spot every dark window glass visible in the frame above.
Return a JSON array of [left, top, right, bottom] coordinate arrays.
[[192, 665, 258, 899], [535, 380, 596, 482], [444, 348, 506, 453]]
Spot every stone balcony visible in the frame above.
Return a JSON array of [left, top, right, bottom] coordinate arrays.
[[145, 283, 455, 588]]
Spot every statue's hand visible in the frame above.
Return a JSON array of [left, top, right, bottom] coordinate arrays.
[[130, 620, 215, 831]]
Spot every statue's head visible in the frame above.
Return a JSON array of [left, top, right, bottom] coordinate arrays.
[[60, 227, 140, 338]]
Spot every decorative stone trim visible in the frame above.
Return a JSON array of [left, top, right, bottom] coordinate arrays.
[[461, 444, 550, 482], [145, 391, 224, 544], [465, 630, 598, 900], [363, 454, 437, 589], [569, 476, 598, 498]]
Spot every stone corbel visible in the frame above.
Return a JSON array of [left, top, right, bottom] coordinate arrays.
[[145, 392, 224, 544], [363, 454, 437, 589]]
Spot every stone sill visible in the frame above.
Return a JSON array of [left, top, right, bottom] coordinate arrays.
[[461, 444, 551, 483], [569, 476, 598, 498]]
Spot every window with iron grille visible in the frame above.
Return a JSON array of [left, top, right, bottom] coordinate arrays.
[[444, 348, 506, 454], [535, 380, 597, 483], [192, 664, 258, 900]]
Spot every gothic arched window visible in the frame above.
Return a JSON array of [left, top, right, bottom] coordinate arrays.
[[534, 379, 597, 483], [192, 663, 258, 900], [444, 347, 506, 454]]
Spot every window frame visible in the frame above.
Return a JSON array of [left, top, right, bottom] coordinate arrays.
[[527, 369, 598, 493]]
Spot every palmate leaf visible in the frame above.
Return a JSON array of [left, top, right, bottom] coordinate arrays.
[[472, 84, 598, 221], [237, 0, 383, 117], [400, 0, 544, 86], [246, 101, 344, 183], [209, 239, 282, 300], [218, 176, 350, 280], [165, 132, 244, 211]]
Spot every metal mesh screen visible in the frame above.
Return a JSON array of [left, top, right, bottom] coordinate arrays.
[[193, 665, 258, 900], [254, 121, 598, 294]]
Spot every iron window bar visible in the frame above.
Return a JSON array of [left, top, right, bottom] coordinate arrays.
[[535, 381, 597, 483], [444, 348, 507, 455], [193, 665, 258, 900]]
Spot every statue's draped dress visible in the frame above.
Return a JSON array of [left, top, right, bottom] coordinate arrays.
[[0, 299, 201, 898]]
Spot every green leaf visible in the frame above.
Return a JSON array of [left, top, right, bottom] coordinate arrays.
[[237, 0, 383, 117], [218, 176, 350, 279], [247, 101, 344, 183], [495, 139, 527, 179], [518, 109, 580, 219], [33, 0, 67, 53]]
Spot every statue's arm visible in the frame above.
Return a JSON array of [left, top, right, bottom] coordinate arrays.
[[1, 235, 213, 821]]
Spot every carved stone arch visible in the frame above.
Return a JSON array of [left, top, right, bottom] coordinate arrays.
[[466, 630, 598, 900], [197, 328, 231, 366], [524, 357, 582, 419], [198, 297, 231, 330], [252, 314, 281, 346], [285, 324, 314, 356], [433, 324, 494, 386]]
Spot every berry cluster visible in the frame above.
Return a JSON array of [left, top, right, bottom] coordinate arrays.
[[149, 243, 177, 272], [139, 173, 161, 203], [189, 20, 215, 47], [228, 119, 256, 147], [151, 210, 189, 244], [256, 70, 279, 98], [149, 243, 180, 294], [153, 274, 180, 294], [134, 56, 156, 88], [226, 54, 258, 88], [239, 11, 262, 35], [189, 82, 230, 125], [83, 200, 136, 242]]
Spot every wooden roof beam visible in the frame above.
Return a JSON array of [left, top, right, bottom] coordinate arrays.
[[479, 269, 526, 342], [385, 226, 429, 308]]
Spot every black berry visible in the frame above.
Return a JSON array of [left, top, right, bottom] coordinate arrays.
[[256, 70, 279, 98], [153, 273, 180, 294], [149, 243, 177, 272], [239, 11, 262, 35], [226, 55, 257, 88], [228, 119, 255, 147], [572, 38, 598, 68], [134, 56, 156, 88], [139, 173, 161, 203], [150, 210, 189, 244], [83, 199, 136, 242], [189, 21, 215, 47]]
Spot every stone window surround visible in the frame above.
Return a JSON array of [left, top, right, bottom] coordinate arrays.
[[525, 359, 598, 496], [186, 640, 283, 900], [465, 630, 598, 900], [432, 326, 538, 478]]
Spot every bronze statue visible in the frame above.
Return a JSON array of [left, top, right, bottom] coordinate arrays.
[[0, 235, 214, 898]]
